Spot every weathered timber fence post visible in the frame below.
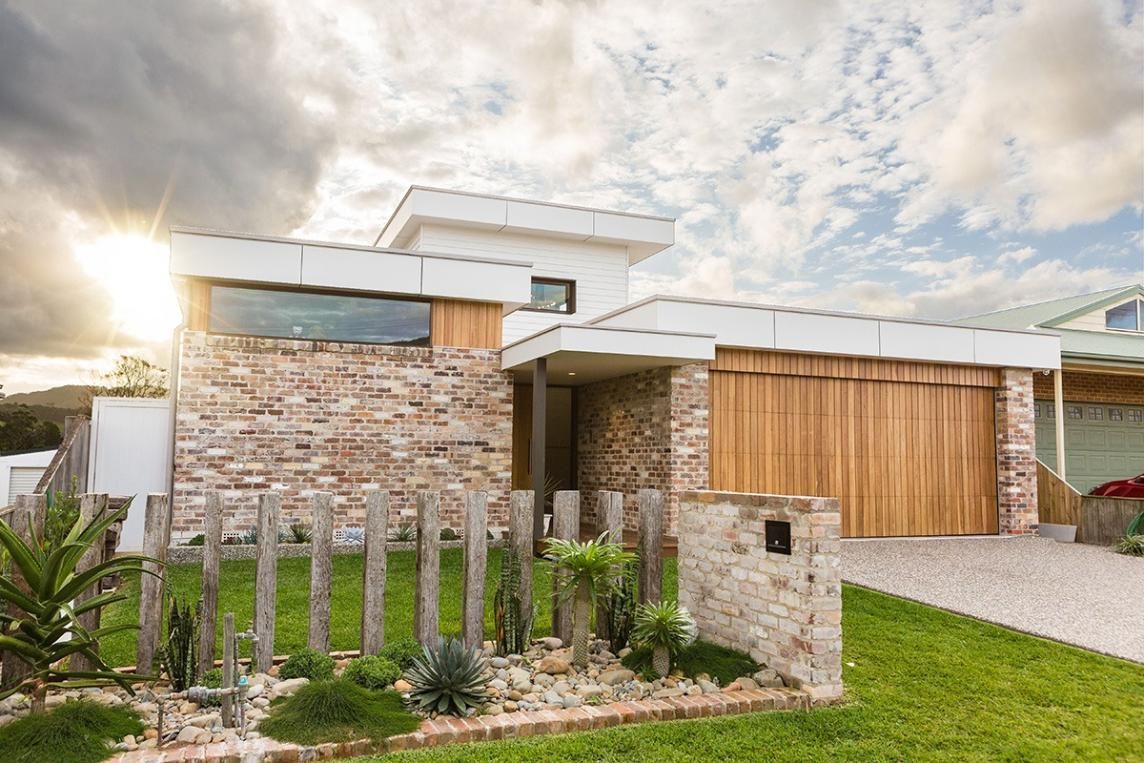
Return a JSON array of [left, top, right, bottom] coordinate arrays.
[[638, 489, 664, 605], [198, 491, 223, 675], [414, 491, 440, 646], [253, 492, 280, 673], [551, 491, 580, 644], [595, 490, 624, 641], [308, 492, 334, 652], [221, 612, 235, 727], [1, 494, 45, 689], [71, 493, 109, 673], [509, 490, 534, 628], [361, 490, 389, 655], [461, 491, 488, 647], [136, 493, 171, 674]]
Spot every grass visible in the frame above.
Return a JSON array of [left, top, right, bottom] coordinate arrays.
[[358, 586, 1144, 762], [0, 699, 143, 763], [621, 640, 759, 684], [99, 548, 677, 668], [259, 679, 419, 745]]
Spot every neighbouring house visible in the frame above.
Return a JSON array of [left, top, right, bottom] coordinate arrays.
[[166, 187, 1060, 541], [963, 285, 1144, 493], [0, 448, 56, 508]]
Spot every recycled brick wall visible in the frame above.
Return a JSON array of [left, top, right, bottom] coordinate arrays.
[[576, 363, 708, 536], [996, 368, 1038, 535], [677, 490, 843, 703], [1033, 370, 1144, 405], [172, 332, 513, 539]]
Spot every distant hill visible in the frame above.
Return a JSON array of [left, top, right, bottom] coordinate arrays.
[[4, 385, 89, 409]]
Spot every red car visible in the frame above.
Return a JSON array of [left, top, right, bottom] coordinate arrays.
[[1089, 474, 1144, 499]]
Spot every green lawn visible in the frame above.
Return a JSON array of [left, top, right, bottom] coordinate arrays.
[[101, 551, 1144, 761], [100, 548, 677, 668]]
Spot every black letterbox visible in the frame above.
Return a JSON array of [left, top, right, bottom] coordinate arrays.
[[765, 520, 792, 555]]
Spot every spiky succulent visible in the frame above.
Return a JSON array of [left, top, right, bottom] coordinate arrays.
[[404, 637, 487, 716], [388, 523, 416, 543], [632, 601, 698, 677]]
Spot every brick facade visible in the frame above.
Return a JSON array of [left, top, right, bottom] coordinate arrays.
[[677, 490, 843, 703], [1032, 369, 1144, 405], [995, 368, 1038, 535], [172, 332, 513, 538], [576, 363, 708, 536]]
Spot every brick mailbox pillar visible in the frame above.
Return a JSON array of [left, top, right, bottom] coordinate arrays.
[[677, 490, 843, 703]]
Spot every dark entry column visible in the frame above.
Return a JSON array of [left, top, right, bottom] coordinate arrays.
[[531, 357, 547, 546]]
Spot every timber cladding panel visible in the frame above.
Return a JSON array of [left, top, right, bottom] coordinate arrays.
[[430, 299, 502, 349], [710, 349, 999, 538]]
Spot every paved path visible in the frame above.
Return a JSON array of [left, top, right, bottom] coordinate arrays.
[[841, 536, 1144, 664]]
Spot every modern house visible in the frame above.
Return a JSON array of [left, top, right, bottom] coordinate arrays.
[[167, 187, 1059, 542], [964, 285, 1144, 493]]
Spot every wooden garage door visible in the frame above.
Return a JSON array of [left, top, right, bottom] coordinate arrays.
[[710, 350, 1000, 538]]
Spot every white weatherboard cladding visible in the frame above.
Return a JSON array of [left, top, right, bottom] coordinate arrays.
[[417, 225, 630, 343], [300, 245, 421, 294], [171, 232, 302, 284], [879, 321, 975, 364]]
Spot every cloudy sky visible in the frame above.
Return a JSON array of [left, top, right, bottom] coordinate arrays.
[[1, 0, 1141, 393]]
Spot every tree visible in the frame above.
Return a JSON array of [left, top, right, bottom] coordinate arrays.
[[82, 355, 168, 408], [0, 405, 62, 454], [543, 534, 635, 668]]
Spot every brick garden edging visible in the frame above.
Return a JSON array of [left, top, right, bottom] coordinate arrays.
[[110, 688, 810, 762]]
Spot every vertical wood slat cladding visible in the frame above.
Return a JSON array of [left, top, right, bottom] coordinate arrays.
[[430, 299, 503, 349], [184, 279, 211, 331], [710, 350, 999, 537]]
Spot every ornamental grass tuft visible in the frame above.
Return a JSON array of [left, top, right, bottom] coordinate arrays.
[[0, 699, 143, 763], [259, 678, 419, 745]]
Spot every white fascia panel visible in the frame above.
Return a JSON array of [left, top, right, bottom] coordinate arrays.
[[879, 321, 975, 364], [501, 324, 714, 370], [300, 245, 421, 295], [505, 201, 593, 239], [660, 301, 776, 347], [376, 202, 414, 248], [413, 189, 506, 230], [420, 256, 531, 305], [592, 300, 661, 330], [170, 232, 302, 285], [774, 311, 880, 355], [974, 329, 1060, 369], [590, 212, 674, 248]]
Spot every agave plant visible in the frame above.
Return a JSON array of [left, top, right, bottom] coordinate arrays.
[[342, 527, 365, 545], [1126, 511, 1144, 538], [0, 498, 155, 712], [404, 636, 487, 716], [632, 601, 698, 677], [388, 523, 416, 543], [543, 534, 635, 668], [285, 523, 312, 544]]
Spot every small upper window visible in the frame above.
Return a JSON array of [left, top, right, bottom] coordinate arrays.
[[1105, 299, 1142, 332], [526, 278, 575, 314]]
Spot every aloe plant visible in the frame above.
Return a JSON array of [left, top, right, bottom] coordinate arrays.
[[0, 498, 155, 712], [405, 637, 487, 716], [543, 534, 635, 668]]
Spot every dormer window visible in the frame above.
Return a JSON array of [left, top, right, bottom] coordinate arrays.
[[525, 278, 576, 314], [1105, 299, 1143, 332]]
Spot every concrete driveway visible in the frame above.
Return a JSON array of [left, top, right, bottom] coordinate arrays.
[[841, 536, 1144, 664]]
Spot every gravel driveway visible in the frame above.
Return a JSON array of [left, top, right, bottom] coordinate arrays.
[[841, 536, 1144, 664]]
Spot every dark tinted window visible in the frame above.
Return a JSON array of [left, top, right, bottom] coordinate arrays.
[[209, 286, 430, 346], [527, 278, 575, 313]]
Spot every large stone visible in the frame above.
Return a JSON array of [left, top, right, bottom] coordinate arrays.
[[270, 677, 309, 698], [753, 669, 785, 688], [176, 725, 201, 744], [539, 637, 563, 651], [542, 690, 563, 705], [577, 685, 604, 699], [735, 676, 759, 691], [697, 679, 720, 694], [394, 679, 413, 692], [598, 668, 635, 686], [534, 656, 570, 675], [562, 694, 583, 708], [652, 688, 685, 699], [489, 657, 510, 669]]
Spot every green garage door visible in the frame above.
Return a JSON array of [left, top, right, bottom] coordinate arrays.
[[1035, 400, 1144, 493]]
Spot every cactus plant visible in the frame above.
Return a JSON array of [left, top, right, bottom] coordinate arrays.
[[404, 637, 487, 716], [161, 594, 199, 691]]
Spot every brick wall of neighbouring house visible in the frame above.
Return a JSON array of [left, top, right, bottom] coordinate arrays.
[[576, 363, 708, 536], [1032, 369, 1144, 405], [677, 490, 843, 703], [995, 368, 1038, 535], [172, 332, 513, 538]]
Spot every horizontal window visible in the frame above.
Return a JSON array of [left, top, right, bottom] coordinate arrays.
[[524, 278, 575, 314], [208, 286, 430, 346]]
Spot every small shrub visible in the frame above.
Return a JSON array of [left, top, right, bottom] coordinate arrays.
[[160, 594, 198, 691], [378, 638, 424, 671], [260, 679, 419, 745], [286, 523, 311, 543], [405, 637, 488, 716], [185, 533, 205, 546], [1114, 534, 1144, 557], [42, 477, 81, 553], [200, 667, 223, 707], [440, 527, 459, 541], [0, 699, 143, 763], [239, 527, 258, 545], [388, 523, 416, 542], [344, 655, 401, 689], [279, 648, 336, 681]]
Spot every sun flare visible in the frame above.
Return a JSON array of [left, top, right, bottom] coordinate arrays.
[[73, 233, 181, 342]]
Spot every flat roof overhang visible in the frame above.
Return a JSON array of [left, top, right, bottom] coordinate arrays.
[[501, 324, 716, 386]]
